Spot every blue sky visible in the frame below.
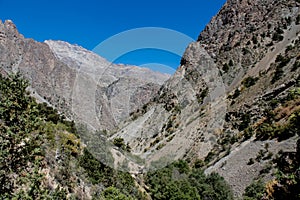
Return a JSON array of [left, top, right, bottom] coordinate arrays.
[[0, 0, 226, 73]]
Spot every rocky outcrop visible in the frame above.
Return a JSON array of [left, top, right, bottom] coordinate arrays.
[[109, 0, 300, 197], [0, 21, 169, 131], [1, 0, 300, 197], [45, 40, 170, 130]]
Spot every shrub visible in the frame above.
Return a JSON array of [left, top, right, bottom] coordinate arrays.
[[145, 160, 233, 200], [296, 15, 300, 25], [243, 180, 265, 200], [242, 76, 258, 88], [291, 61, 300, 71], [113, 137, 126, 150], [242, 48, 251, 55], [252, 35, 258, 44], [197, 87, 209, 104], [272, 32, 283, 42], [247, 158, 255, 165], [271, 67, 284, 83], [230, 88, 240, 99], [223, 63, 229, 73], [238, 113, 251, 131], [100, 187, 134, 200]]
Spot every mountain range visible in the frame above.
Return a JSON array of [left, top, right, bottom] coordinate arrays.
[[0, 0, 300, 199]]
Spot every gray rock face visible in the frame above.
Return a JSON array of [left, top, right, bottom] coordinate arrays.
[[1, 0, 300, 196], [0, 20, 77, 118], [0, 20, 170, 131], [112, 42, 227, 171], [108, 0, 300, 196], [44, 40, 170, 130]]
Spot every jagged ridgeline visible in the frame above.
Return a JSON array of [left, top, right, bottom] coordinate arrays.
[[0, 73, 234, 199], [1, 0, 300, 199]]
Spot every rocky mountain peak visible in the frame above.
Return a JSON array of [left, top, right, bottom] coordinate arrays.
[[108, 0, 300, 197], [0, 20, 170, 132], [1, 0, 300, 198], [0, 20, 23, 40]]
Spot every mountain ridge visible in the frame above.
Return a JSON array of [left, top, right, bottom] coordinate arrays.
[[0, 20, 169, 132], [1, 0, 300, 198], [109, 0, 300, 197]]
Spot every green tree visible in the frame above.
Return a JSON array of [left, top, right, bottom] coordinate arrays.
[[100, 187, 134, 200], [0, 73, 45, 198], [243, 180, 265, 200], [145, 160, 233, 200]]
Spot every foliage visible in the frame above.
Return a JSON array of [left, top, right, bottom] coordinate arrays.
[[79, 148, 137, 198], [242, 76, 258, 88], [229, 88, 241, 99], [197, 87, 209, 104], [0, 73, 43, 198], [99, 186, 134, 200], [145, 160, 233, 200], [0, 73, 137, 199], [291, 61, 300, 71], [256, 109, 299, 141], [271, 54, 291, 84], [113, 137, 130, 152], [0, 73, 69, 198], [272, 27, 284, 42], [223, 63, 229, 73], [249, 110, 300, 199], [297, 15, 300, 25], [243, 180, 265, 200], [238, 113, 251, 131]]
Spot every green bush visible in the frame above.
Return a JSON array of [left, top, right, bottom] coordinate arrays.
[[242, 76, 258, 88], [291, 61, 300, 71], [272, 27, 284, 42], [223, 63, 230, 73], [238, 113, 251, 131], [243, 180, 265, 200], [296, 15, 300, 25], [100, 187, 134, 200], [271, 68, 284, 83], [145, 160, 233, 200], [0, 73, 76, 198], [79, 149, 137, 197], [230, 88, 241, 99]]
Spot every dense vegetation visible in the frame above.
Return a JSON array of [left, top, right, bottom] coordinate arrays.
[[0, 73, 68, 198], [243, 98, 300, 199], [145, 160, 233, 200], [0, 73, 235, 199], [0, 73, 138, 199], [243, 125, 300, 200]]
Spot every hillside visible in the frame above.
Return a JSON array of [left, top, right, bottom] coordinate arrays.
[[109, 0, 300, 198], [0, 73, 234, 200], [0, 20, 169, 132], [1, 0, 300, 199]]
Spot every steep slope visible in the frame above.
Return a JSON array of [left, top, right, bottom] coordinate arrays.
[[0, 73, 144, 199], [110, 0, 300, 197], [45, 40, 169, 131], [0, 20, 169, 132], [1, 0, 300, 198]]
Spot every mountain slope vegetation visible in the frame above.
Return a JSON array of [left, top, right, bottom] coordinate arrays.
[[0, 73, 235, 199]]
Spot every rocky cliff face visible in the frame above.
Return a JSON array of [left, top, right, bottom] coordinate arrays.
[[109, 0, 300, 197], [0, 21, 169, 132], [1, 0, 300, 197]]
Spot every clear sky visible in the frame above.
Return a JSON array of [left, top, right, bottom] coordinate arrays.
[[0, 0, 226, 73]]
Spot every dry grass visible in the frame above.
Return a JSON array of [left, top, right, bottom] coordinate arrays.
[[274, 98, 300, 121]]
